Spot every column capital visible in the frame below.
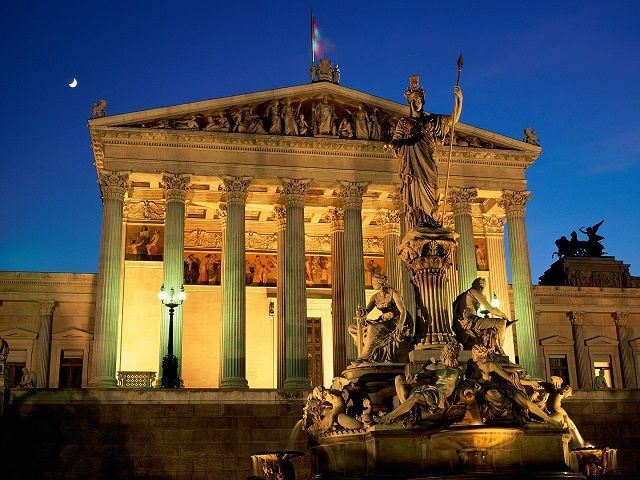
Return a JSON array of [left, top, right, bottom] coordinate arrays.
[[567, 311, 585, 325], [338, 181, 369, 209], [499, 190, 531, 217], [222, 176, 252, 204], [273, 204, 287, 230], [38, 299, 56, 316], [280, 178, 312, 207], [162, 173, 191, 203], [483, 215, 505, 235], [325, 207, 344, 232], [98, 170, 130, 200], [217, 203, 227, 228], [448, 187, 478, 215], [612, 311, 629, 326], [377, 209, 401, 235]]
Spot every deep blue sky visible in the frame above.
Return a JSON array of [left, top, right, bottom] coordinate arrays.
[[1, 1, 638, 282]]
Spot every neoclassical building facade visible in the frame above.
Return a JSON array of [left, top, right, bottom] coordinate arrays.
[[1, 76, 638, 390]]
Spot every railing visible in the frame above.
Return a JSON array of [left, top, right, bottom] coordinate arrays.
[[117, 371, 156, 388]]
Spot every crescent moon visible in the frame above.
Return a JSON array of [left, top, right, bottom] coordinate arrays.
[[68, 78, 78, 88]]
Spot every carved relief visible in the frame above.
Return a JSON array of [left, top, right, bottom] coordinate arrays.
[[363, 237, 384, 254], [246, 232, 277, 251], [122, 95, 405, 144], [185, 229, 222, 249], [305, 235, 331, 253], [124, 200, 165, 220]]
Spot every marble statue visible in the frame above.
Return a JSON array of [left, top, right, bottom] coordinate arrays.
[[265, 100, 282, 134], [173, 115, 200, 130], [18, 367, 36, 388], [348, 274, 412, 363], [297, 114, 309, 135], [466, 345, 562, 426], [376, 343, 466, 424], [332, 64, 341, 83], [346, 104, 370, 139], [203, 112, 230, 132], [542, 377, 587, 448], [91, 99, 107, 118], [523, 127, 540, 145], [338, 118, 353, 138], [452, 277, 516, 355], [593, 369, 608, 389], [391, 75, 462, 228], [313, 95, 337, 135], [369, 108, 382, 140], [281, 99, 298, 136]]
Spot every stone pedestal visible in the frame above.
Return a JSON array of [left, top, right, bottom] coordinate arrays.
[[398, 227, 458, 348]]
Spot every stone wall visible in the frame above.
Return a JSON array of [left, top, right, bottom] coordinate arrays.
[[1, 388, 639, 479], [564, 389, 640, 474], [0, 389, 310, 480]]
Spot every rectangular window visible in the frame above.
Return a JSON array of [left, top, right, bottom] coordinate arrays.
[[548, 355, 569, 385], [59, 351, 83, 388], [7, 362, 26, 388], [593, 360, 613, 388]]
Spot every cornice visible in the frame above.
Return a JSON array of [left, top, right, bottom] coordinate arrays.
[[90, 127, 539, 170], [533, 285, 640, 301]]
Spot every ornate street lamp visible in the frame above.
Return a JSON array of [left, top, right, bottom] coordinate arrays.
[[158, 284, 186, 388], [490, 292, 500, 309]]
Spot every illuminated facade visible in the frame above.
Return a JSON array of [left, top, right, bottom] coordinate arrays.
[[1, 77, 638, 390]]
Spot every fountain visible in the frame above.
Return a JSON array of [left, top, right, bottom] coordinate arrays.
[[249, 73, 618, 479]]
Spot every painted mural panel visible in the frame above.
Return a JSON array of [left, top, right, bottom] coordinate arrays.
[[364, 257, 385, 288], [184, 252, 222, 285], [125, 224, 164, 261]]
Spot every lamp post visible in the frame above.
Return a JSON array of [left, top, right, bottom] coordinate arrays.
[[158, 284, 186, 388], [490, 292, 500, 310]]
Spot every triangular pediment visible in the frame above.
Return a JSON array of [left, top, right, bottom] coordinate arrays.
[[539, 335, 574, 346], [585, 335, 618, 346], [89, 82, 539, 153], [0, 327, 38, 340], [52, 327, 93, 340]]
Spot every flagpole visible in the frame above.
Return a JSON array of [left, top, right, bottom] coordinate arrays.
[[440, 54, 464, 226], [310, 9, 315, 64]]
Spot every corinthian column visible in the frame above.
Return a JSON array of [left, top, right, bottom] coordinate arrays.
[[483, 215, 515, 360], [568, 311, 591, 389], [220, 176, 252, 389], [449, 188, 478, 290], [34, 300, 55, 388], [159, 173, 190, 383], [282, 178, 312, 389], [326, 207, 347, 375], [395, 187, 416, 321], [339, 181, 369, 363], [613, 312, 637, 388], [273, 205, 287, 388], [500, 190, 541, 377], [89, 170, 130, 387], [379, 209, 402, 292]]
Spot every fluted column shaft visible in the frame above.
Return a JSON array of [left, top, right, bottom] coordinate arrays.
[[217, 203, 227, 384], [339, 181, 369, 363], [380, 210, 402, 292], [568, 311, 592, 388], [34, 300, 55, 388], [282, 178, 312, 389], [219, 177, 251, 389], [400, 214, 417, 320], [500, 190, 541, 376], [89, 170, 130, 387], [327, 208, 347, 375], [613, 312, 637, 388], [159, 174, 190, 383], [449, 188, 478, 290], [274, 205, 287, 388], [483, 215, 515, 360]]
